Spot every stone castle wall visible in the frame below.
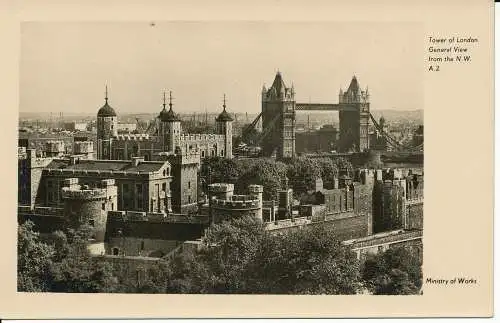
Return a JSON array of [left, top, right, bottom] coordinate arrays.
[[62, 179, 117, 242]]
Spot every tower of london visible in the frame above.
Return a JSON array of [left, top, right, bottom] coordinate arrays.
[[96, 89, 233, 162]]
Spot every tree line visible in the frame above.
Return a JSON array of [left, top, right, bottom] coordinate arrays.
[[19, 216, 422, 295], [200, 156, 355, 200]]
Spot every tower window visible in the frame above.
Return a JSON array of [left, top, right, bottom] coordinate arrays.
[[102, 203, 106, 210], [188, 181, 191, 189]]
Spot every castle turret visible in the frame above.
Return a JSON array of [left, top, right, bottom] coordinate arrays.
[[208, 183, 262, 224], [338, 76, 370, 152], [62, 178, 117, 243], [216, 94, 233, 159], [96, 85, 118, 160], [158, 91, 181, 153], [261, 71, 296, 158], [248, 184, 264, 221]]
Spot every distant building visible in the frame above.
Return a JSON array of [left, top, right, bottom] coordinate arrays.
[[64, 121, 88, 132], [295, 125, 339, 153], [413, 125, 424, 147], [116, 123, 137, 133]]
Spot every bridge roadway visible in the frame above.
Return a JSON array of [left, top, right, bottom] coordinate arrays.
[[295, 103, 360, 112]]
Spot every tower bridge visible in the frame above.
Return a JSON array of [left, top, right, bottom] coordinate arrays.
[[240, 72, 422, 157]]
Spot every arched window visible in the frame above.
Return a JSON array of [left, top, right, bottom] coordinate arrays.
[[112, 247, 119, 256]]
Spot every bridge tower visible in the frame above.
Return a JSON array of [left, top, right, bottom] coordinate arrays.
[[261, 72, 296, 158], [338, 76, 370, 152]]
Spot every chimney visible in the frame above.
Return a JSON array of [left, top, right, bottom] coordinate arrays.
[[69, 155, 79, 165], [132, 156, 145, 167]]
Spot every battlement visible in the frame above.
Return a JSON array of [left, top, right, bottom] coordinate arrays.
[[61, 177, 117, 200], [211, 194, 261, 209], [179, 133, 225, 142], [155, 151, 201, 166], [208, 183, 234, 194], [107, 210, 209, 224], [45, 168, 154, 179], [62, 185, 117, 200], [248, 184, 264, 194], [265, 216, 311, 231], [18, 205, 65, 217], [343, 229, 422, 250], [113, 134, 153, 141]]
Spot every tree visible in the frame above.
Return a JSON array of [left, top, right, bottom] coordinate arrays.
[[362, 246, 422, 295], [115, 260, 172, 294], [167, 216, 362, 295], [201, 157, 240, 186], [48, 227, 119, 293], [372, 269, 419, 295], [316, 157, 339, 188], [333, 157, 354, 177], [248, 224, 362, 294], [18, 221, 55, 292], [167, 216, 265, 294], [284, 157, 323, 196], [364, 151, 383, 169]]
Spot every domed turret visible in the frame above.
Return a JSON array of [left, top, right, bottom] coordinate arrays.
[[97, 85, 116, 117], [97, 101, 116, 117], [216, 96, 234, 122], [159, 91, 180, 122], [158, 91, 182, 153], [96, 85, 118, 159], [216, 94, 233, 159]]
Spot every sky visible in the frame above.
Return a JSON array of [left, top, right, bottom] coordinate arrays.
[[20, 21, 423, 115]]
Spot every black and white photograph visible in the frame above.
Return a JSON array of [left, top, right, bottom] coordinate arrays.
[[18, 20, 425, 295]]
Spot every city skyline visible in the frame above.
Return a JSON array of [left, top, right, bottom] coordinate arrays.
[[20, 21, 423, 114]]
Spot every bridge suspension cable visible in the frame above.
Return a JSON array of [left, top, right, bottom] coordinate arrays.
[[369, 113, 423, 152], [240, 112, 262, 143], [256, 113, 281, 144]]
